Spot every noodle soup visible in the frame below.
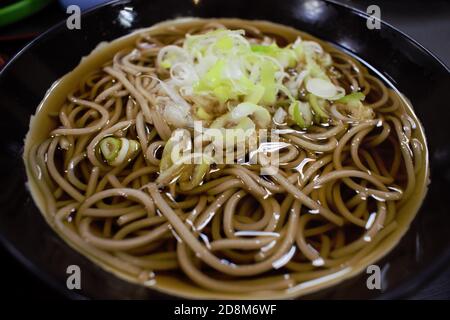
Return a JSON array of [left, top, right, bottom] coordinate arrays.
[[23, 18, 429, 299]]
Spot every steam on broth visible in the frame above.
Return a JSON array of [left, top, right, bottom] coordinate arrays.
[[24, 18, 428, 299]]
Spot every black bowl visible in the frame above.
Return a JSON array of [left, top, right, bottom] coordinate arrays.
[[0, 0, 449, 299]]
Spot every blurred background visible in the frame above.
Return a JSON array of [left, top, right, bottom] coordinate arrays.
[[0, 0, 448, 299]]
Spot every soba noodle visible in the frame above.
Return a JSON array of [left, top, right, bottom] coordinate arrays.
[[24, 18, 428, 299]]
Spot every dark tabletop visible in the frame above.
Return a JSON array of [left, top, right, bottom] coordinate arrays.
[[0, 0, 448, 300]]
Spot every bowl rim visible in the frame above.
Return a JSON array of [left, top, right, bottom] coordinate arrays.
[[0, 0, 449, 300]]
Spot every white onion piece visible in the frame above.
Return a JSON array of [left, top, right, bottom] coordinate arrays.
[[273, 107, 287, 125], [160, 82, 191, 111], [320, 53, 333, 67], [156, 45, 190, 68], [298, 101, 313, 126], [224, 58, 245, 80], [179, 85, 194, 96], [170, 62, 198, 86], [231, 102, 271, 128], [164, 103, 192, 127], [227, 118, 255, 145], [303, 41, 323, 54], [286, 70, 308, 96], [149, 76, 191, 113], [234, 116, 256, 131], [193, 55, 218, 77], [205, 117, 256, 148], [328, 86, 346, 101], [306, 78, 340, 99]]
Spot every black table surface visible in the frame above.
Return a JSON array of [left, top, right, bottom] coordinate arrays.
[[0, 0, 448, 300]]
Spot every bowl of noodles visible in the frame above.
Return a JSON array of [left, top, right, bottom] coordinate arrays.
[[0, 0, 449, 299]]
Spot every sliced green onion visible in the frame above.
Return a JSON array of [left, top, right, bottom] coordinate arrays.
[[224, 117, 256, 147], [337, 92, 365, 105], [158, 29, 338, 120], [100, 137, 121, 162], [112, 138, 130, 166], [128, 140, 140, 155], [319, 53, 333, 67], [289, 100, 312, 129], [157, 45, 190, 70], [291, 101, 305, 128], [213, 85, 234, 104], [206, 113, 256, 148], [216, 36, 234, 50], [195, 106, 213, 120], [160, 61, 171, 69], [251, 43, 297, 68], [308, 94, 329, 123], [179, 160, 211, 191], [160, 137, 177, 171], [306, 60, 327, 79], [251, 44, 276, 54], [292, 38, 304, 60], [244, 84, 265, 104], [338, 92, 374, 120], [259, 61, 278, 105], [99, 137, 140, 166]]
